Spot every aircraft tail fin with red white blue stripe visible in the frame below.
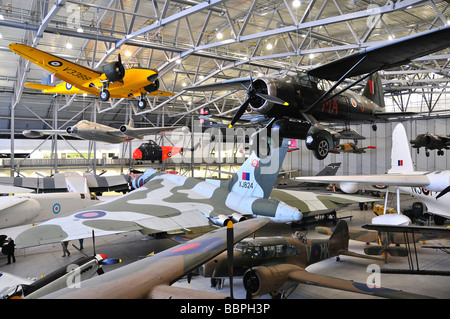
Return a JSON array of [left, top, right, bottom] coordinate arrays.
[[388, 123, 415, 174]]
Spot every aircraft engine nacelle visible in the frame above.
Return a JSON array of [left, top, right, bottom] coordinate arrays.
[[243, 264, 300, 298], [103, 60, 125, 82], [248, 77, 301, 118], [144, 78, 160, 93], [209, 214, 232, 227], [22, 130, 44, 138], [305, 124, 340, 160], [231, 213, 246, 223], [339, 182, 360, 194], [119, 125, 141, 139]]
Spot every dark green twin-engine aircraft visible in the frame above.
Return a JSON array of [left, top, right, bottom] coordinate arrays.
[[187, 26, 450, 160]]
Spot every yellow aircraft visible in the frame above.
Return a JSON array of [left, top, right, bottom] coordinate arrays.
[[9, 43, 174, 109]]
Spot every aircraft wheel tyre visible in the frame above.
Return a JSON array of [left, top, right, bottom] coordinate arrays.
[[137, 99, 147, 110], [312, 137, 329, 160], [99, 89, 110, 101]]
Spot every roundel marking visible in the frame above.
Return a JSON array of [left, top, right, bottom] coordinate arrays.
[[164, 237, 223, 257], [48, 60, 63, 67], [421, 188, 430, 196], [74, 210, 107, 219], [138, 177, 145, 187], [52, 203, 61, 215], [66, 83, 73, 90]]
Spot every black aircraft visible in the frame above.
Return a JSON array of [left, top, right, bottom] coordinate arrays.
[[186, 26, 450, 160], [410, 133, 450, 157]]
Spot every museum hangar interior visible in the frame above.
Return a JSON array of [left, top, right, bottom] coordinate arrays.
[[0, 0, 448, 300]]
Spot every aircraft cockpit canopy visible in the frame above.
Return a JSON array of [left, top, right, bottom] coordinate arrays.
[[235, 240, 301, 260]]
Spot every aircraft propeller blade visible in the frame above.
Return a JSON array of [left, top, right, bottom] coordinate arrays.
[[226, 220, 234, 299], [255, 92, 289, 106], [229, 98, 250, 128], [436, 185, 450, 199]]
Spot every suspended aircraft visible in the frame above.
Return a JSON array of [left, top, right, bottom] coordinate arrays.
[[410, 132, 450, 157], [329, 142, 376, 154], [9, 43, 174, 110], [202, 220, 431, 299], [186, 26, 450, 160], [11, 136, 302, 249], [294, 123, 450, 225], [22, 119, 187, 144]]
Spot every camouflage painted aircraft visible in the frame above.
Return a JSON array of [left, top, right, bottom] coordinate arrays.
[[40, 218, 269, 298], [410, 132, 450, 157], [186, 26, 450, 160], [12, 138, 301, 249], [202, 220, 431, 299], [9, 43, 174, 110], [316, 224, 450, 259]]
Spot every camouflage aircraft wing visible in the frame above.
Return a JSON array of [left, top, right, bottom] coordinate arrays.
[[270, 189, 381, 217], [12, 174, 259, 248], [9, 43, 101, 93], [286, 266, 433, 299], [308, 25, 450, 81], [42, 218, 270, 299]]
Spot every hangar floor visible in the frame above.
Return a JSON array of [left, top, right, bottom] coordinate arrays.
[[1, 202, 449, 300]]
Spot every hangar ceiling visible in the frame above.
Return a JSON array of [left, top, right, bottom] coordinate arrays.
[[0, 0, 448, 135]]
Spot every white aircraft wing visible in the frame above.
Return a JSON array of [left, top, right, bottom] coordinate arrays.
[[293, 174, 431, 187]]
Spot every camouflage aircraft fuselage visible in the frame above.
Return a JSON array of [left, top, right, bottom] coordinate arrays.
[[203, 236, 338, 278], [14, 167, 301, 248]]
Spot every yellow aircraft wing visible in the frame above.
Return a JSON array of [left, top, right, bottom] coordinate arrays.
[[24, 82, 86, 95], [9, 43, 101, 93]]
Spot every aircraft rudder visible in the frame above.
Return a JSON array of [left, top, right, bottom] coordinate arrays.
[[228, 135, 290, 198], [388, 123, 414, 174], [329, 220, 350, 254]]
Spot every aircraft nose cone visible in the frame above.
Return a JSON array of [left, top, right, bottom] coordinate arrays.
[[133, 148, 142, 160]]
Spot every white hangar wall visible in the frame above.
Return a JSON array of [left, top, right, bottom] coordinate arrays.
[[285, 117, 450, 177]]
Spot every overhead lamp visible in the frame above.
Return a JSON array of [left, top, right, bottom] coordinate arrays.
[[292, 0, 301, 7], [76, 27, 84, 33], [66, 41, 73, 49], [309, 53, 315, 59], [125, 50, 132, 57], [266, 43, 273, 50], [216, 32, 223, 39]]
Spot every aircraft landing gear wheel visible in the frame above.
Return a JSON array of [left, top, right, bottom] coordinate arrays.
[[100, 89, 110, 101], [312, 138, 329, 160], [137, 99, 147, 110]]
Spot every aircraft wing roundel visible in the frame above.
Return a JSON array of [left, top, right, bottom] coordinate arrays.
[[9, 43, 102, 88]]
